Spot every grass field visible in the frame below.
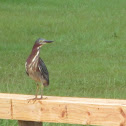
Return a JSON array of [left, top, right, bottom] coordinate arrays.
[[0, 0, 126, 126]]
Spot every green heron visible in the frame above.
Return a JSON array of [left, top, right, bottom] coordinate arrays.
[[25, 38, 53, 99]]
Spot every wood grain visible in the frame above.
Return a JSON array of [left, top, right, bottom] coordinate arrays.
[[0, 93, 126, 126], [0, 98, 11, 119]]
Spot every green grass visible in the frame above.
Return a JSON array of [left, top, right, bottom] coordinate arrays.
[[0, 0, 126, 125]]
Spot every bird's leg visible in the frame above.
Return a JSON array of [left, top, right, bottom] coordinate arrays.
[[28, 84, 47, 103], [35, 83, 39, 99], [40, 84, 47, 99], [27, 83, 40, 103], [40, 84, 44, 99]]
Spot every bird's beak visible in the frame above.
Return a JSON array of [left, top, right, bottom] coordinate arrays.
[[43, 40, 54, 43]]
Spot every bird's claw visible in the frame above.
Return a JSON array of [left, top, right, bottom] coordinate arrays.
[[27, 97, 47, 103]]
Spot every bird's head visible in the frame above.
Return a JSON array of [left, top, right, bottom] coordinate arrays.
[[33, 38, 54, 50]]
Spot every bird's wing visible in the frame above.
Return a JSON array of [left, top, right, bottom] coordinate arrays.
[[38, 58, 49, 84]]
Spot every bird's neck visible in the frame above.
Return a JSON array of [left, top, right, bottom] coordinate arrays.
[[31, 48, 40, 60], [27, 48, 40, 65], [31, 44, 43, 59]]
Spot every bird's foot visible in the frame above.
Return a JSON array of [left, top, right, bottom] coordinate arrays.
[[40, 95, 47, 99], [28, 97, 47, 103]]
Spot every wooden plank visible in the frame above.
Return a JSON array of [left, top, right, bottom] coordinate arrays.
[[0, 93, 126, 126], [18, 120, 42, 126]]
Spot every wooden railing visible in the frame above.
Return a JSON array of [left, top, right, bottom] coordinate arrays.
[[0, 93, 126, 126]]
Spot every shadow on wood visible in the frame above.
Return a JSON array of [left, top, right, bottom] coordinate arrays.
[[18, 120, 42, 126]]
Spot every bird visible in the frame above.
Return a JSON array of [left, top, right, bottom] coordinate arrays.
[[25, 38, 54, 100]]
